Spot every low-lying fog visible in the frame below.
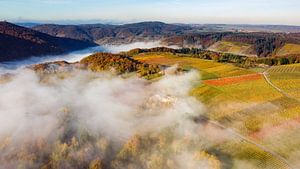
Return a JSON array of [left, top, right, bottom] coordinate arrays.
[[0, 41, 175, 74], [0, 41, 273, 169], [0, 66, 228, 169], [0, 41, 229, 168]]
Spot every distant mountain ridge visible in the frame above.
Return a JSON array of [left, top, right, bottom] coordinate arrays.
[[2, 21, 300, 61], [15, 22, 41, 28], [201, 24, 300, 33], [33, 21, 300, 57], [0, 22, 97, 62], [33, 21, 192, 44]]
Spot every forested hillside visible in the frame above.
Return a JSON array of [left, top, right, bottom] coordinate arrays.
[[162, 32, 300, 57], [33, 22, 192, 44], [0, 22, 97, 62], [33, 22, 300, 57]]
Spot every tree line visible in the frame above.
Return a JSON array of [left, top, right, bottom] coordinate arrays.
[[80, 53, 161, 77], [126, 47, 300, 67], [163, 32, 300, 57]]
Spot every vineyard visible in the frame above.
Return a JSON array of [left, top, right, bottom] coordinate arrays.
[[276, 44, 300, 56], [267, 64, 300, 100], [1, 52, 297, 169], [208, 41, 256, 56], [134, 53, 254, 80], [203, 74, 262, 86], [134, 52, 300, 169]]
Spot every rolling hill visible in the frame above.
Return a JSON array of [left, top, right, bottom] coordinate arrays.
[[33, 22, 300, 58], [208, 41, 256, 56], [1, 47, 300, 169], [162, 32, 300, 57], [132, 50, 300, 168], [33, 22, 192, 44], [0, 22, 97, 62]]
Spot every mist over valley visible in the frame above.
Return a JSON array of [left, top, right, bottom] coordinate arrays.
[[1, 1, 300, 169]]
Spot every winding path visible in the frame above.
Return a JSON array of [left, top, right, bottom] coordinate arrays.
[[263, 71, 300, 103]]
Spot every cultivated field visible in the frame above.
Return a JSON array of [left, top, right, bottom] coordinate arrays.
[[134, 53, 254, 80], [135, 52, 300, 169], [208, 41, 256, 57], [276, 44, 300, 56], [267, 64, 300, 100]]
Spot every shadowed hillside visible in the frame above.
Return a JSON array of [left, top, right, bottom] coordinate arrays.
[[33, 22, 300, 57], [33, 22, 192, 44], [0, 22, 97, 62]]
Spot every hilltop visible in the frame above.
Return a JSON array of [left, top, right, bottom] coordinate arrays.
[[33, 21, 192, 44], [0, 22, 97, 62], [33, 22, 300, 58]]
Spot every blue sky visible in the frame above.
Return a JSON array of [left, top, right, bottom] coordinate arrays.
[[0, 0, 300, 25]]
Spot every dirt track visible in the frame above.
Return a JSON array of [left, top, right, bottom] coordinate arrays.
[[263, 71, 300, 103]]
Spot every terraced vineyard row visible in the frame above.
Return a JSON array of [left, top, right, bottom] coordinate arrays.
[[267, 64, 300, 100], [135, 52, 300, 169], [268, 66, 300, 73], [220, 139, 292, 169], [134, 53, 254, 80]]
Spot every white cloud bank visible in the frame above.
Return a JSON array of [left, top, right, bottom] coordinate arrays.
[[0, 41, 175, 74], [0, 66, 221, 168]]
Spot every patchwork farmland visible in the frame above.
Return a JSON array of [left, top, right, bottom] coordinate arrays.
[[134, 52, 300, 169]]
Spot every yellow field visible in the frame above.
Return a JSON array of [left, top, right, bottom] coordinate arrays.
[[134, 53, 254, 80], [276, 43, 300, 56], [267, 64, 300, 99], [135, 52, 300, 168], [208, 41, 256, 56], [135, 52, 299, 130], [192, 78, 289, 135]]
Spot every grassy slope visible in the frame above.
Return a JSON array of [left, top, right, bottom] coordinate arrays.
[[276, 43, 300, 56], [208, 41, 256, 57], [135, 52, 300, 169]]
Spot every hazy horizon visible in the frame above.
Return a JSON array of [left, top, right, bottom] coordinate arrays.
[[1, 0, 300, 26], [6, 20, 300, 27]]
